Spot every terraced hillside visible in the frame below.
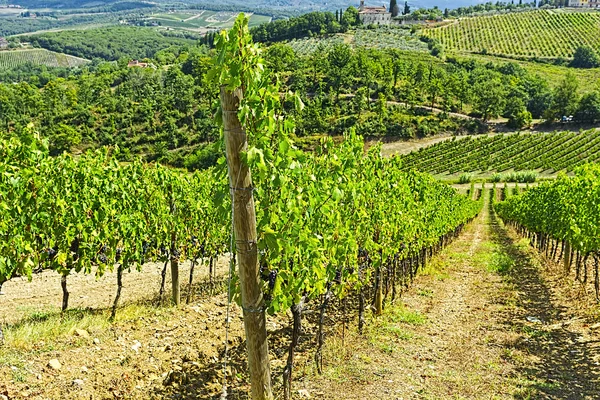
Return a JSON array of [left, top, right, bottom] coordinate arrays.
[[0, 49, 89, 69], [423, 10, 600, 59], [401, 130, 600, 174]]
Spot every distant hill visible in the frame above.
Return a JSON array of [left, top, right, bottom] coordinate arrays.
[[23, 26, 197, 61], [423, 9, 600, 61], [10, 0, 510, 12]]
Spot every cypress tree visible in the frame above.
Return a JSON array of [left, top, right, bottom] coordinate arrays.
[[389, 0, 399, 17]]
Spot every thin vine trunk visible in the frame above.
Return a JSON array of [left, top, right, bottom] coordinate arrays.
[[159, 258, 169, 301], [186, 258, 197, 304], [315, 289, 332, 374], [283, 297, 304, 400], [170, 231, 180, 306], [111, 263, 124, 321], [61, 274, 69, 312]]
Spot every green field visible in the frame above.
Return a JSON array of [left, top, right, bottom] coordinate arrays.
[[0, 49, 89, 69], [401, 130, 600, 178], [424, 9, 600, 60], [463, 53, 600, 91], [147, 10, 271, 31]]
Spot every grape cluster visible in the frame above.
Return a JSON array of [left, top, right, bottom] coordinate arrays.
[[45, 247, 58, 259], [268, 269, 278, 290], [334, 269, 342, 285]]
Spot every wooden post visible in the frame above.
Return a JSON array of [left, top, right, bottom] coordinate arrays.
[[220, 86, 273, 400]]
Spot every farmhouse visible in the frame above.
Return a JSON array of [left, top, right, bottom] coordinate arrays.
[[127, 60, 149, 68], [0, 38, 8, 50], [568, 0, 600, 7], [358, 0, 392, 25]]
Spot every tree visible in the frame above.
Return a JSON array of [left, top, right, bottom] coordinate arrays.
[[404, 1, 410, 15], [389, 0, 399, 17], [342, 6, 359, 27], [505, 95, 532, 129], [570, 46, 600, 69], [576, 91, 600, 123], [550, 73, 580, 120], [328, 44, 352, 101], [472, 71, 506, 122]]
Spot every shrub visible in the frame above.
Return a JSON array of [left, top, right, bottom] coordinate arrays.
[[458, 173, 472, 184]]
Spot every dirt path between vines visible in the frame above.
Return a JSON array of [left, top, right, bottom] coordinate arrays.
[[1, 196, 600, 399]]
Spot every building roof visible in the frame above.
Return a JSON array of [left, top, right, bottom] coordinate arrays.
[[359, 6, 388, 13]]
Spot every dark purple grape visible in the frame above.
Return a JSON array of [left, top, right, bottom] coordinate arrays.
[[268, 270, 277, 289], [334, 269, 342, 284]]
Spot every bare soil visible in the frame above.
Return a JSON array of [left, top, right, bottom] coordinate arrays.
[[0, 258, 230, 324]]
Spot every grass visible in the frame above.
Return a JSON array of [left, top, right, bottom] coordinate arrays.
[[464, 53, 600, 91], [1, 302, 171, 352], [386, 304, 427, 325]]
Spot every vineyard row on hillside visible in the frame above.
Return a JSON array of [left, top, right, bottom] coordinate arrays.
[[0, 49, 90, 69], [401, 130, 600, 174], [424, 10, 600, 59]]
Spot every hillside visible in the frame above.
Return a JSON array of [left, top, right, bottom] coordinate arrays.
[[23, 26, 197, 61], [0, 48, 89, 69], [423, 9, 600, 60]]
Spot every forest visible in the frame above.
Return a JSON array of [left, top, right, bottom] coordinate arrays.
[[23, 27, 199, 61], [0, 31, 599, 171]]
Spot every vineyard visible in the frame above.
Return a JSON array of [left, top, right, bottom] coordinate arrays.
[[423, 9, 600, 59], [401, 130, 600, 175], [0, 49, 89, 69], [495, 164, 600, 300], [353, 27, 428, 52], [0, 124, 481, 397], [2, 14, 600, 400], [286, 35, 345, 55]]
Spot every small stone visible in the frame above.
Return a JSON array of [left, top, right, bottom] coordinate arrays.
[[93, 338, 100, 345], [1, 394, 8, 400], [81, 366, 88, 373], [298, 389, 311, 398], [36, 374, 42, 380], [48, 359, 61, 370], [131, 340, 142, 352], [73, 379, 84, 386], [74, 329, 90, 338]]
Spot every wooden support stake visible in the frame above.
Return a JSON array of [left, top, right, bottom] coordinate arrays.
[[220, 86, 273, 400]]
